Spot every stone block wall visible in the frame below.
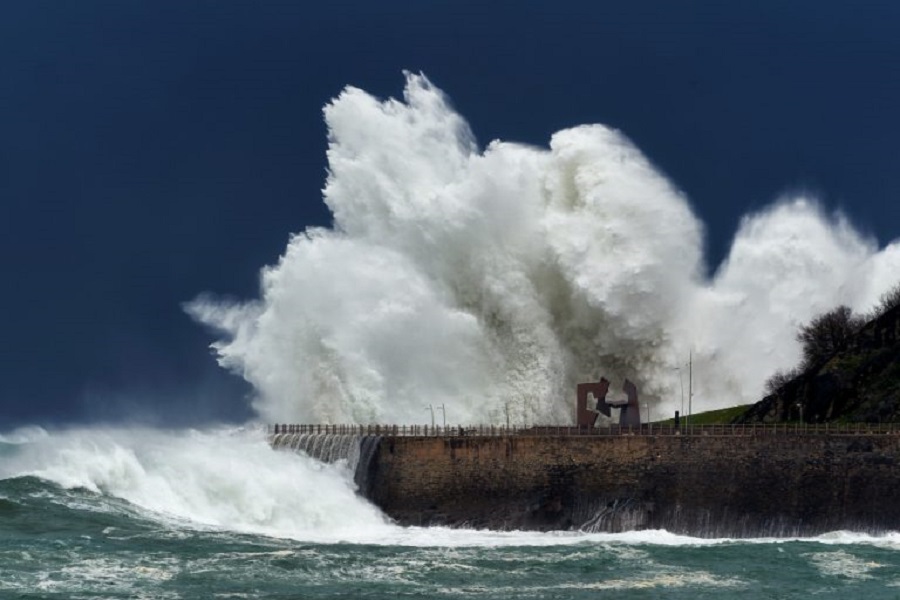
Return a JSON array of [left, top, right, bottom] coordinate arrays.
[[368, 434, 900, 536]]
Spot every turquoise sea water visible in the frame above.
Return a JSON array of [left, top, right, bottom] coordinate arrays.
[[3, 428, 900, 599]]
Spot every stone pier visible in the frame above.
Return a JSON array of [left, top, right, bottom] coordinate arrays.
[[366, 431, 900, 536]]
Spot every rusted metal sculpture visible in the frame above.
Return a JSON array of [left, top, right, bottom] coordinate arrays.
[[621, 379, 640, 427], [577, 377, 641, 428], [576, 378, 611, 428]]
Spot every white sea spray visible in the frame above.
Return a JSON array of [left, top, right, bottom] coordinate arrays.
[[187, 72, 900, 426]]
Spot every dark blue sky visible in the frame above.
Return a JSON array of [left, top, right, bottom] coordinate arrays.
[[2, 1, 899, 426]]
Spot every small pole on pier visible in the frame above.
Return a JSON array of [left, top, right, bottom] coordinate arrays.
[[687, 349, 693, 428], [673, 364, 685, 429]]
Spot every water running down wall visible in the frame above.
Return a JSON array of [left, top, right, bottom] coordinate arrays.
[[270, 432, 382, 498]]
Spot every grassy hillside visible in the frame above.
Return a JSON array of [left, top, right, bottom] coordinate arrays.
[[655, 404, 752, 425]]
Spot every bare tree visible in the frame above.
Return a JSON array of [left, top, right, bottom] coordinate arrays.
[[873, 283, 900, 318], [796, 305, 863, 369], [762, 288, 897, 397], [764, 366, 802, 395]]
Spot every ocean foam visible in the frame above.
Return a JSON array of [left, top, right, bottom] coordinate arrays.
[[805, 549, 883, 580]]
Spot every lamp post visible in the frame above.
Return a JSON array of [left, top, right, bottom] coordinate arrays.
[[436, 403, 446, 428], [673, 364, 685, 428], [426, 404, 435, 428], [688, 350, 693, 427]]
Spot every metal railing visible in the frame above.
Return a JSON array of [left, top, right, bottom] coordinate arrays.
[[268, 422, 900, 437]]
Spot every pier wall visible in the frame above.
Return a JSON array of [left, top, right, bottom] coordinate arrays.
[[368, 432, 900, 536]]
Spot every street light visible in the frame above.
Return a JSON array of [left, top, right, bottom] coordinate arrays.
[[688, 350, 693, 427], [673, 366, 685, 427], [436, 403, 446, 428], [674, 351, 694, 427], [425, 404, 435, 428]]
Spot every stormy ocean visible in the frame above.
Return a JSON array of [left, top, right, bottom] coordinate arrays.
[[2, 426, 900, 599], [5, 74, 900, 598]]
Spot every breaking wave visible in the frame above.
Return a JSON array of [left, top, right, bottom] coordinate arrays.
[[187, 71, 900, 425], [0, 426, 392, 542]]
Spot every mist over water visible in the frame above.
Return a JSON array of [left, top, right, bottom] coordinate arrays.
[[188, 72, 900, 426]]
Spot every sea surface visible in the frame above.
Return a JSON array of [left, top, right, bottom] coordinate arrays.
[[3, 426, 900, 599]]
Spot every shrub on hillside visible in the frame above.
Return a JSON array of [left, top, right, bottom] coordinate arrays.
[[764, 366, 803, 395], [796, 305, 864, 370], [873, 283, 900, 318]]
